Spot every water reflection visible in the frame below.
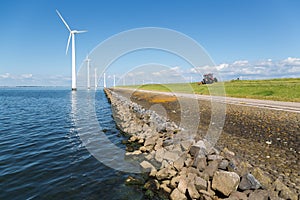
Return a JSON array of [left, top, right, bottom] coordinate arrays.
[[70, 90, 140, 173]]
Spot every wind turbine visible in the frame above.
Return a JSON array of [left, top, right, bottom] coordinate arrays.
[[103, 73, 106, 88], [95, 68, 97, 89], [85, 54, 91, 89], [56, 10, 87, 91], [113, 75, 116, 87]]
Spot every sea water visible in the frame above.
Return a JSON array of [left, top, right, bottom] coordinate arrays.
[[0, 87, 143, 199]]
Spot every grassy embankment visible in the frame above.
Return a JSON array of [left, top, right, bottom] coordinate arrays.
[[118, 78, 300, 102]]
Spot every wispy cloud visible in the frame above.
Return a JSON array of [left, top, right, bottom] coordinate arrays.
[[0, 73, 70, 86], [188, 57, 300, 80]]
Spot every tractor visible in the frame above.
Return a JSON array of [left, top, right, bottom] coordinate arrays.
[[198, 73, 218, 84]]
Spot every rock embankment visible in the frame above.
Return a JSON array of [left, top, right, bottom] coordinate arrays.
[[104, 88, 298, 200]]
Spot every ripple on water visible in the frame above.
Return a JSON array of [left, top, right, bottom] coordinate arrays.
[[0, 88, 143, 199]]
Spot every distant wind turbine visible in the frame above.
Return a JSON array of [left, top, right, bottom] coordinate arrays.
[[103, 73, 106, 88], [85, 54, 91, 89], [95, 68, 97, 89], [56, 9, 87, 91], [113, 75, 116, 87]]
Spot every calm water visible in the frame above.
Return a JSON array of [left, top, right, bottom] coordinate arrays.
[[0, 88, 143, 200]]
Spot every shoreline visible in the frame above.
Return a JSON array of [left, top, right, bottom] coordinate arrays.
[[104, 88, 299, 200]]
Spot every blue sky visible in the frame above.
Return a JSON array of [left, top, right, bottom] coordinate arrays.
[[0, 0, 300, 86]]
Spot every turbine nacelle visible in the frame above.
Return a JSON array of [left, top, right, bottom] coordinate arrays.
[[72, 30, 88, 34]]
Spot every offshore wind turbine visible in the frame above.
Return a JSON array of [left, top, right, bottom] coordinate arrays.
[[85, 54, 91, 89], [103, 73, 106, 88], [94, 68, 97, 89], [56, 10, 87, 91], [113, 75, 116, 87]]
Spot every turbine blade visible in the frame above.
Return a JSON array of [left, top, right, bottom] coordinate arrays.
[[56, 9, 71, 32], [76, 30, 88, 34], [66, 33, 71, 55]]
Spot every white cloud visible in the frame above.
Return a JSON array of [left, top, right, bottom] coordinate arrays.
[[281, 57, 300, 66], [21, 74, 33, 79], [0, 73, 70, 86], [0, 73, 12, 79], [183, 57, 300, 81]]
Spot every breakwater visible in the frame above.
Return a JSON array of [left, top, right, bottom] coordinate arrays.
[[104, 88, 298, 200]]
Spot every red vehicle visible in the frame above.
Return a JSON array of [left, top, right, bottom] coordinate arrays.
[[199, 73, 218, 84]]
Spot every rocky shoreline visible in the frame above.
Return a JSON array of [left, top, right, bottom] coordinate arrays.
[[104, 88, 298, 200]]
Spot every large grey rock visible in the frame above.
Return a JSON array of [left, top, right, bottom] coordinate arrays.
[[140, 160, 157, 176], [252, 167, 272, 189], [187, 182, 200, 199], [180, 140, 193, 151], [248, 190, 269, 200], [207, 154, 223, 161], [195, 176, 207, 190], [212, 170, 240, 196], [164, 150, 180, 162], [160, 183, 172, 193], [170, 188, 187, 200], [189, 140, 207, 157], [156, 167, 177, 180], [239, 173, 261, 190], [218, 159, 229, 170], [140, 160, 155, 171], [170, 175, 181, 189], [192, 155, 207, 171], [177, 177, 188, 194], [155, 148, 165, 163], [228, 191, 248, 200], [144, 135, 158, 147], [173, 153, 186, 171], [273, 178, 298, 200], [204, 160, 220, 177]]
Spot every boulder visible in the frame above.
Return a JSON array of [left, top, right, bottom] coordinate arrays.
[[192, 155, 207, 171], [160, 183, 172, 193], [239, 173, 261, 190], [248, 190, 269, 200], [140, 160, 157, 176], [228, 191, 248, 200], [189, 140, 207, 157], [180, 140, 193, 151], [156, 167, 177, 180], [195, 176, 207, 190], [212, 170, 240, 196], [251, 167, 272, 189], [164, 150, 181, 162], [177, 177, 188, 194], [207, 154, 223, 161], [273, 178, 298, 200], [155, 148, 165, 163], [170, 188, 187, 200], [187, 182, 200, 199], [218, 159, 229, 170], [236, 161, 252, 176], [170, 175, 181, 189], [144, 135, 158, 147], [204, 160, 220, 178], [173, 153, 186, 171]]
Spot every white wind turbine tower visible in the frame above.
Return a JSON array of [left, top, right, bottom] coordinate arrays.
[[94, 68, 98, 89], [56, 10, 87, 91], [85, 54, 91, 89], [103, 73, 106, 88]]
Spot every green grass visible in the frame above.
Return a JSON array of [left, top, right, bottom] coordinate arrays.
[[117, 78, 300, 102]]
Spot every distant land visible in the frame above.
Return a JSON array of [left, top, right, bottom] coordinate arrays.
[[119, 78, 300, 102]]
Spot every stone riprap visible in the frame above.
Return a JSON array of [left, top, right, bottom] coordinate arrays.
[[104, 89, 298, 200]]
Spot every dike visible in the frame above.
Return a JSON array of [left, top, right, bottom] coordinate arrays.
[[104, 88, 298, 200]]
